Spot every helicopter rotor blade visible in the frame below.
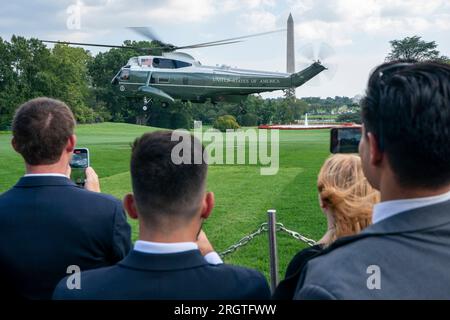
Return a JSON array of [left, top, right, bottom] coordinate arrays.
[[40, 40, 137, 49], [41, 28, 285, 53], [176, 40, 244, 50], [317, 42, 335, 62], [173, 29, 286, 50], [297, 42, 338, 86], [127, 27, 163, 42]]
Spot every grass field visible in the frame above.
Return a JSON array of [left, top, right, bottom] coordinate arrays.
[[0, 122, 331, 281]]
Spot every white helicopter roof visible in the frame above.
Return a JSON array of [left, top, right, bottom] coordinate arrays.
[[126, 52, 201, 69], [125, 52, 289, 77]]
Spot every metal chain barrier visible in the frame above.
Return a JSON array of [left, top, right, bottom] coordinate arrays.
[[219, 221, 316, 258], [276, 223, 317, 247], [219, 223, 268, 258]]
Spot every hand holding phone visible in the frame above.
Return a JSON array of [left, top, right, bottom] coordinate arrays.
[[84, 166, 101, 193], [330, 127, 362, 154], [70, 148, 90, 186]]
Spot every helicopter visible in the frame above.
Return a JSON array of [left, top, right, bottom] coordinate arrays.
[[43, 27, 327, 111]]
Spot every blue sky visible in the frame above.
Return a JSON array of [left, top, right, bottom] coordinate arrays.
[[1, 0, 449, 98]]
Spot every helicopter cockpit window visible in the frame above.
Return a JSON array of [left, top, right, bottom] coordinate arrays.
[[140, 58, 152, 67], [174, 60, 192, 68], [127, 57, 139, 66], [119, 69, 130, 80]]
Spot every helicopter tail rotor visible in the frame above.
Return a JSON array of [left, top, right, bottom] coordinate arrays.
[[297, 42, 338, 86]]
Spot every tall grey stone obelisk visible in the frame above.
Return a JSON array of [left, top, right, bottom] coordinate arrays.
[[285, 13, 296, 98]]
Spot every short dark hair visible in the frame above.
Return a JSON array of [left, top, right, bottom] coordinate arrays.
[[12, 97, 76, 165], [130, 131, 207, 225], [361, 61, 450, 188]]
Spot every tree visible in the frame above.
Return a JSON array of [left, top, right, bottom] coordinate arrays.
[[0, 36, 104, 128], [0, 36, 57, 129], [50, 44, 94, 122], [238, 113, 258, 126], [336, 112, 361, 124], [386, 36, 448, 62]]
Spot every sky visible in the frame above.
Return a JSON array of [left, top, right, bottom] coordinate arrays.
[[1, 0, 449, 98]]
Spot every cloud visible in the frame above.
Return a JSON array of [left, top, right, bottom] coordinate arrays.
[[78, 0, 217, 27], [239, 11, 278, 32], [295, 20, 353, 47], [143, 0, 217, 24], [286, 0, 450, 48]]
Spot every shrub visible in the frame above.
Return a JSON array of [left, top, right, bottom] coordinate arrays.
[[213, 115, 240, 132]]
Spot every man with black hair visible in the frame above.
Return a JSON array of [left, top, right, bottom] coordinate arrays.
[[294, 61, 450, 299], [53, 130, 270, 300]]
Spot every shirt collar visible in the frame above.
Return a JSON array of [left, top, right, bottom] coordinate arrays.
[[24, 173, 68, 178], [134, 240, 198, 254], [373, 189, 450, 224]]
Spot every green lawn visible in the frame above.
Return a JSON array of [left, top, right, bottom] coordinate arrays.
[[0, 122, 331, 281]]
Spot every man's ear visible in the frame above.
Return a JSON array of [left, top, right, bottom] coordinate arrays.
[[367, 132, 383, 166], [11, 137, 18, 153], [200, 192, 215, 220], [123, 193, 139, 220], [66, 134, 76, 153]]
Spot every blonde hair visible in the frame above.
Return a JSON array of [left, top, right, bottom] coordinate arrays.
[[317, 154, 380, 245]]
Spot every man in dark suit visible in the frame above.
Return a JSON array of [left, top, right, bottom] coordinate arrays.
[[0, 98, 131, 299], [294, 62, 450, 299], [53, 130, 271, 300]]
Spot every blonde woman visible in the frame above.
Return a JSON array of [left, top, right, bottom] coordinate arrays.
[[316, 153, 379, 246], [273, 154, 379, 299]]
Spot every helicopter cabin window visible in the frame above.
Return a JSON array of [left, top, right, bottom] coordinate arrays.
[[152, 58, 192, 69], [153, 58, 175, 69], [174, 60, 192, 68], [119, 69, 130, 81]]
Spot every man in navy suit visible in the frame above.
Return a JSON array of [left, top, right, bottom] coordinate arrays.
[[0, 98, 131, 299], [53, 130, 271, 300]]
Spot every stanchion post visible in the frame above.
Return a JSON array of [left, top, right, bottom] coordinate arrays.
[[267, 209, 279, 293]]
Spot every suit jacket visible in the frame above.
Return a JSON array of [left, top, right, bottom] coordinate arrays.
[[294, 199, 450, 299], [272, 244, 323, 300], [53, 249, 271, 300], [0, 176, 132, 300]]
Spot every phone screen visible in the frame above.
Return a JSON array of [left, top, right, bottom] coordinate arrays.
[[70, 148, 89, 186], [330, 127, 362, 154]]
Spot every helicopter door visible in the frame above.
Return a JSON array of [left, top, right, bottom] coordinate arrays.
[[146, 71, 153, 85], [183, 77, 188, 85]]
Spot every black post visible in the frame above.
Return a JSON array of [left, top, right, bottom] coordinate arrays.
[[267, 209, 279, 293]]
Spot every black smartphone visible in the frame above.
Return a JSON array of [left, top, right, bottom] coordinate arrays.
[[70, 148, 90, 186], [330, 127, 362, 154]]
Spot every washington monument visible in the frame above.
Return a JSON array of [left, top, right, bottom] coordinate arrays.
[[286, 13, 296, 98]]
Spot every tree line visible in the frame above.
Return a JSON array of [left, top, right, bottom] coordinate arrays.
[[0, 35, 447, 130]]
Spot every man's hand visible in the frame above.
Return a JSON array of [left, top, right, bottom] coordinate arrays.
[[196, 230, 215, 256], [84, 167, 101, 193]]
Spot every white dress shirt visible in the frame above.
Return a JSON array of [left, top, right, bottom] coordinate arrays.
[[373, 189, 450, 224], [134, 240, 223, 265], [24, 173, 68, 178]]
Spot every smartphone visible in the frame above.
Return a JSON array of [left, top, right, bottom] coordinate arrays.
[[330, 127, 362, 154], [70, 148, 90, 186]]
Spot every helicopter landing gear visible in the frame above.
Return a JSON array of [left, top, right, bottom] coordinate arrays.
[[143, 97, 153, 111]]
